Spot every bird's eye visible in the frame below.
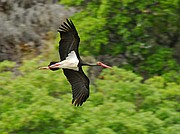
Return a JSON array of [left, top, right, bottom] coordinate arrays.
[[97, 62, 101, 65]]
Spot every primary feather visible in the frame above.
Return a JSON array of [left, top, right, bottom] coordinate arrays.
[[58, 19, 89, 106]]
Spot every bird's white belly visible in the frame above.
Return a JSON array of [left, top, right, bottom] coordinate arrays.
[[50, 51, 79, 71], [60, 60, 79, 71]]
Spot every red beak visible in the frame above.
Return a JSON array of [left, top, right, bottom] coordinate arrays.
[[98, 62, 112, 69]]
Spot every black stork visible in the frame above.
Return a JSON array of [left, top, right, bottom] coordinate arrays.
[[39, 19, 111, 106]]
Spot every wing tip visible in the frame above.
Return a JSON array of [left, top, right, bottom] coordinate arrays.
[[72, 93, 89, 107], [57, 18, 76, 33]]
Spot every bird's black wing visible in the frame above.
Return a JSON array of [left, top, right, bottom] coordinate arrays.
[[58, 19, 89, 106], [63, 68, 90, 106], [58, 19, 80, 61]]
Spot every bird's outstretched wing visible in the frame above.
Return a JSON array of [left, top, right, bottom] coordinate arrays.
[[58, 19, 80, 61], [58, 19, 89, 106], [63, 68, 90, 106]]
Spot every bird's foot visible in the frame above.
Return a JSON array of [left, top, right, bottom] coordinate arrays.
[[38, 66, 50, 70]]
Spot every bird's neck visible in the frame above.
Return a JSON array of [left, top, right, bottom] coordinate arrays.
[[80, 62, 97, 67]]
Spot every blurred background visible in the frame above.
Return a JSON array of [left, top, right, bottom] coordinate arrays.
[[0, 0, 180, 134]]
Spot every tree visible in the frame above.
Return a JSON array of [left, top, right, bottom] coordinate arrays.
[[0, 60, 179, 133], [60, 0, 180, 79]]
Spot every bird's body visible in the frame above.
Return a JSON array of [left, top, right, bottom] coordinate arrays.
[[39, 19, 111, 106], [50, 51, 79, 71]]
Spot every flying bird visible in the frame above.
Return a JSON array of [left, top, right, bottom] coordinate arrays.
[[39, 19, 111, 106]]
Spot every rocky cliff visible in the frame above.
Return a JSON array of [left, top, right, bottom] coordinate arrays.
[[0, 0, 75, 61]]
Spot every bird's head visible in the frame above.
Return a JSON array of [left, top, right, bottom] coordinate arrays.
[[96, 62, 112, 69]]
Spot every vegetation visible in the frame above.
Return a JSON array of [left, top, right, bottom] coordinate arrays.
[[0, 59, 179, 134], [61, 0, 180, 79], [0, 0, 180, 133]]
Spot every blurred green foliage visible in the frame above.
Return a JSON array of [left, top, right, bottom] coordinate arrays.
[[0, 0, 180, 133], [60, 0, 180, 79], [0, 59, 179, 134]]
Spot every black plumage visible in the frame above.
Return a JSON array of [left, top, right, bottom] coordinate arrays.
[[58, 19, 89, 106], [39, 19, 111, 106]]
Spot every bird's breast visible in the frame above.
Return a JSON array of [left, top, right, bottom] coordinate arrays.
[[60, 60, 79, 71], [59, 51, 79, 71]]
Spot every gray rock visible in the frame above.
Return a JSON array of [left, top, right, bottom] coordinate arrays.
[[0, 0, 76, 61]]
